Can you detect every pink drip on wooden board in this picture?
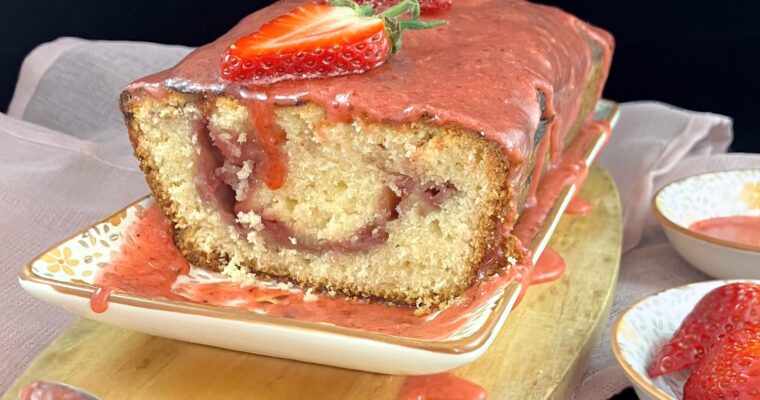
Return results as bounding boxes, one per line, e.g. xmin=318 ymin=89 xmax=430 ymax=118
xmin=398 ymin=373 xmax=487 ymax=400
xmin=566 ymin=196 xmax=593 ymax=216
xmin=391 ymin=247 xmax=565 ymax=400
xmin=531 ymin=247 xmax=566 ymax=285
xmin=688 ymin=215 xmax=760 ymax=247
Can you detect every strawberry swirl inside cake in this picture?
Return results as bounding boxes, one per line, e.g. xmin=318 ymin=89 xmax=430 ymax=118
xmin=193 ymin=98 xmax=460 ymax=253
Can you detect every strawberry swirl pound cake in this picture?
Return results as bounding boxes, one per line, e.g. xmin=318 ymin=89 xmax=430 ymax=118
xmin=120 ymin=0 xmax=614 ymax=310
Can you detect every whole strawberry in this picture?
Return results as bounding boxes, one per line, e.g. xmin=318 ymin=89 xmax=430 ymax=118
xmin=648 ymin=282 xmax=760 ymax=377
xmin=683 ymin=323 xmax=760 ymax=400
xmin=220 ymin=0 xmax=445 ymax=84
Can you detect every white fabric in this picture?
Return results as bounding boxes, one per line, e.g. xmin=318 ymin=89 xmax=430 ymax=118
xmin=7 ymin=38 xmax=87 ymax=118
xmin=0 ymin=38 xmax=757 ymax=398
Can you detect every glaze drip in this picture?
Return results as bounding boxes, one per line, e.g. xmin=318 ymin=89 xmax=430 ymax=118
xmin=511 ymin=121 xmax=611 ymax=245
xmin=398 ymin=373 xmax=487 ymax=400
xmin=91 ymin=204 xmax=540 ymax=339
xmin=244 ymin=98 xmax=288 ymax=190
xmin=566 ymin=196 xmax=593 ymax=215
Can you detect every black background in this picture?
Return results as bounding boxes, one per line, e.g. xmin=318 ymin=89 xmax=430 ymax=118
xmin=1 ymin=1 xmax=759 ymax=397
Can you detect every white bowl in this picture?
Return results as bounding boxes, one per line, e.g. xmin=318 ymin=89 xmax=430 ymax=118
xmin=653 ymin=169 xmax=760 ymax=279
xmin=611 ymin=279 xmax=760 ymax=400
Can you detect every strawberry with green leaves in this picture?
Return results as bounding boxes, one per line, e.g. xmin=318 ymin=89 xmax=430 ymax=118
xmin=683 ymin=323 xmax=760 ymax=400
xmin=648 ymin=282 xmax=760 ymax=377
xmin=220 ymin=0 xmax=445 ymax=84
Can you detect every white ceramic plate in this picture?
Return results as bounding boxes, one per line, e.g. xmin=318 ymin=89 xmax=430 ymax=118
xmin=611 ymin=279 xmax=760 ymax=400
xmin=653 ymin=169 xmax=760 ymax=279
xmin=19 ymin=100 xmax=619 ymax=375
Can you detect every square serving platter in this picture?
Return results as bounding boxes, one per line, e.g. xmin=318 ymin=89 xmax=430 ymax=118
xmin=19 ymin=100 xmax=619 ymax=375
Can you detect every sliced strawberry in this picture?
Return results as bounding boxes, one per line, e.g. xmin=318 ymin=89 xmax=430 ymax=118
xmin=220 ymin=0 xmax=445 ymax=84
xmin=683 ymin=323 xmax=760 ymax=400
xmin=647 ymin=282 xmax=760 ymax=377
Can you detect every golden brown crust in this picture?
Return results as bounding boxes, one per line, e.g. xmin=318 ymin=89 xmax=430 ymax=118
xmin=121 ymin=92 xmax=225 ymax=274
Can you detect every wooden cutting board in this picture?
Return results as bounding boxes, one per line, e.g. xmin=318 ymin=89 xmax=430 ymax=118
xmin=3 ymin=165 xmax=621 ymax=400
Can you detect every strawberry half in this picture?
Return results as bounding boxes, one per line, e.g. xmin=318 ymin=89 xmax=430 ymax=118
xmin=683 ymin=323 xmax=760 ymax=400
xmin=220 ymin=0 xmax=444 ymax=84
xmin=647 ymin=282 xmax=760 ymax=377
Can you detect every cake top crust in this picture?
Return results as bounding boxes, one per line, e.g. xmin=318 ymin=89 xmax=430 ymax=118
xmin=129 ymin=0 xmax=613 ymax=175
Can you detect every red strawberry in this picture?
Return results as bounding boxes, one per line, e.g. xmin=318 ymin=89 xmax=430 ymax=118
xmin=647 ymin=282 xmax=760 ymax=377
xmin=318 ymin=0 xmax=452 ymax=14
xmin=683 ymin=323 xmax=760 ymax=400
xmin=220 ymin=0 xmax=445 ymax=84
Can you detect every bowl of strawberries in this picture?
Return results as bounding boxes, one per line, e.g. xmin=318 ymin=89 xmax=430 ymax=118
xmin=612 ymin=280 xmax=760 ymax=399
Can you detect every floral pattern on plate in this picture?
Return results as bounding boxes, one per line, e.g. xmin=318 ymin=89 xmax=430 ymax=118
xmin=32 ymin=206 xmax=136 ymax=282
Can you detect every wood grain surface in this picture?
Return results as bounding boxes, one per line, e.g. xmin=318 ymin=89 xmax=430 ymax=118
xmin=4 ymin=164 xmax=621 ymax=400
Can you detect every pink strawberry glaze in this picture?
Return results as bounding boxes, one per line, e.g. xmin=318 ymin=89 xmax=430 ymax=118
xmin=566 ymin=196 xmax=593 ymax=216
xmin=689 ymin=215 xmax=760 ymax=247
xmin=531 ymin=247 xmax=565 ymax=285
xmin=89 ymin=204 xmax=576 ymax=340
xmin=90 ymin=205 xmax=190 ymax=314
xmin=398 ymin=373 xmax=487 ymax=400
xmin=511 ymin=121 xmax=610 ymax=245
xmin=91 ymin=205 xmax=531 ymax=339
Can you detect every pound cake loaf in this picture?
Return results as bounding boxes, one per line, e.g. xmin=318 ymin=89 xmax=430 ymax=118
xmin=120 ymin=0 xmax=613 ymax=309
